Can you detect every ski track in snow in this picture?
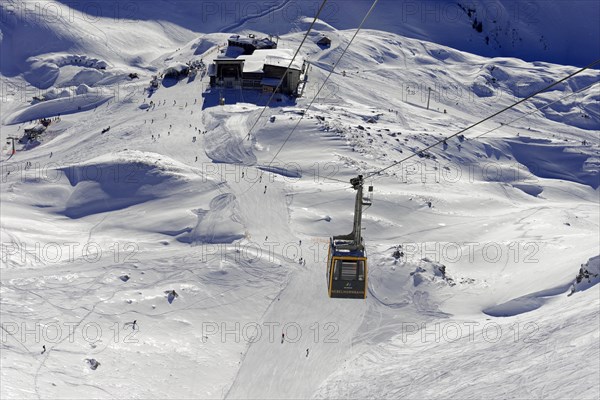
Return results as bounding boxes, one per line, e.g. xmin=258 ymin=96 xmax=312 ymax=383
xmin=219 ymin=0 xmax=294 ymax=33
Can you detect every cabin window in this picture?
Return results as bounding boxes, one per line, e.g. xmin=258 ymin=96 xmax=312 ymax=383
xmin=333 ymin=260 xmax=341 ymax=280
xmin=340 ymin=261 xmax=358 ymax=281
xmin=358 ymin=261 xmax=365 ymax=281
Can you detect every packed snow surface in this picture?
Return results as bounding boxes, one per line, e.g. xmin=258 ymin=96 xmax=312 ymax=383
xmin=1 ymin=1 xmax=599 ymax=399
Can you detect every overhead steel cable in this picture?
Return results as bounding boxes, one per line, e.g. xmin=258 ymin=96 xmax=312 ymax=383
xmin=236 ymin=0 xmax=380 ymax=191
xmin=243 ymin=0 xmax=329 ymax=142
xmin=473 ymin=80 xmax=599 ymax=139
xmin=265 ymin=0 xmax=380 ymax=169
xmin=239 ymin=77 xmax=599 ymax=194
xmin=365 ymin=58 xmax=600 ymax=179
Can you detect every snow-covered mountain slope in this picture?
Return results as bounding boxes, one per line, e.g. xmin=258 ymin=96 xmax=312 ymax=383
xmin=1 ymin=1 xmax=599 ymax=399
xmin=2 ymin=0 xmax=599 ymax=81
xmin=44 ymin=0 xmax=600 ymax=68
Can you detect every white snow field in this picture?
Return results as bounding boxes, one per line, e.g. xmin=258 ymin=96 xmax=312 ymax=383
xmin=1 ymin=0 xmax=599 ymax=399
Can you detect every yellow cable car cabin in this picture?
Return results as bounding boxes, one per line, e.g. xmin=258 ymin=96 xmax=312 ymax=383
xmin=326 ymin=175 xmax=372 ymax=299
xmin=327 ymin=238 xmax=367 ymax=299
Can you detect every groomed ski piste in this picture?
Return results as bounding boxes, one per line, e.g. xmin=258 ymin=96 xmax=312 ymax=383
xmin=1 ymin=1 xmax=599 ymax=399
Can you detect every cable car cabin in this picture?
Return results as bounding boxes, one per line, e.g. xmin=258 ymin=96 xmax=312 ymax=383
xmin=327 ymin=238 xmax=367 ymax=299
